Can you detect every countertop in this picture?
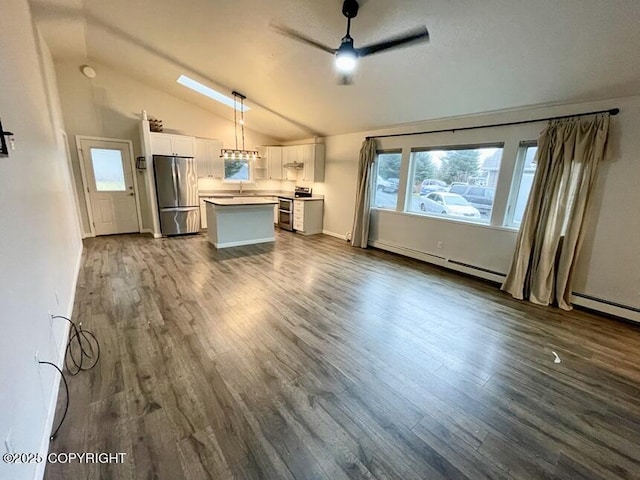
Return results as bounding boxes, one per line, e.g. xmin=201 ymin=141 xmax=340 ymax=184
xmin=199 ymin=191 xmax=324 ymax=201
xmin=203 ymin=198 xmax=278 ymax=206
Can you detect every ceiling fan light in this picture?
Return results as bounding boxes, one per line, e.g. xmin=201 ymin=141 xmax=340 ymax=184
xmin=335 ymin=51 xmax=357 ymax=73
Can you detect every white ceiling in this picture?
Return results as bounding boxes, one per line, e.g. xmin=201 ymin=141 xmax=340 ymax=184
xmin=32 ymin=0 xmax=640 ymax=141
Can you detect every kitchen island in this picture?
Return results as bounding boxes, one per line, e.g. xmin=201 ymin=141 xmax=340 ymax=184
xmin=204 ymin=198 xmax=278 ymax=249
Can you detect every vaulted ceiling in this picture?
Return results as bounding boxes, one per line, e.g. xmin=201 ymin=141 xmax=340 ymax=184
xmin=32 ymin=0 xmax=640 ymax=141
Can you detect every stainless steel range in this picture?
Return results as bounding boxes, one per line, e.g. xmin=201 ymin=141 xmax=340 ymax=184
xmin=294 ymin=186 xmax=312 ymax=198
xmin=277 ymin=186 xmax=312 ymax=231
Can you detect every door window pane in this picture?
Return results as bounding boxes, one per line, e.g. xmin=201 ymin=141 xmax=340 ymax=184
xmin=407 ymin=146 xmax=503 ymax=223
xmin=91 ymin=148 xmax=126 ymax=191
xmin=372 ymin=152 xmax=401 ymax=209
xmin=508 ymin=144 xmax=538 ymax=227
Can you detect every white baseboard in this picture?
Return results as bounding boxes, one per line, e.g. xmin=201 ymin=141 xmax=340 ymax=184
xmin=322 ymin=230 xmax=348 ymax=241
xmin=34 ymin=243 xmax=83 ymax=480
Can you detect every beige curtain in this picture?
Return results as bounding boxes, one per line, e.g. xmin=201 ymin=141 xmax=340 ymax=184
xmin=351 ymin=138 xmax=377 ymax=248
xmin=502 ymin=114 xmax=610 ymax=310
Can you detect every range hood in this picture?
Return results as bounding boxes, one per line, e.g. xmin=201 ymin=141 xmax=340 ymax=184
xmin=283 ymin=161 xmax=304 ymax=169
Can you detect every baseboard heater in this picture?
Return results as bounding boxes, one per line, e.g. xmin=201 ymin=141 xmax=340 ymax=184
xmin=368 ymin=240 xmax=506 ymax=283
xmin=572 ymin=292 xmax=640 ymax=323
xmin=369 ymin=240 xmax=640 ymax=323
xmin=447 ymin=259 xmax=506 ymax=278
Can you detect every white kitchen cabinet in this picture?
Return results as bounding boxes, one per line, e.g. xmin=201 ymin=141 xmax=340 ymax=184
xmin=195 ymin=138 xmax=223 ymax=178
xmin=199 ymin=198 xmax=209 ymax=229
xmin=293 ymin=199 xmax=323 ymax=235
xmin=265 ymin=146 xmax=283 ymax=180
xmin=150 ymin=132 xmax=195 ymax=157
xmin=300 ymin=144 xmax=325 ymax=182
xmin=283 ymin=145 xmax=303 ymax=181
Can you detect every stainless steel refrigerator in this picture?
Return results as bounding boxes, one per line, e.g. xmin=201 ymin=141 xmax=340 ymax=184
xmin=153 ymin=155 xmax=200 ymax=235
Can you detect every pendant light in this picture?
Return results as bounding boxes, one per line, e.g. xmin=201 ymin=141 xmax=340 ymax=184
xmin=220 ymin=91 xmax=260 ymax=161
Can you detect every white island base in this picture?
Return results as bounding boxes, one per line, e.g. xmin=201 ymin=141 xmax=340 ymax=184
xmin=204 ymin=198 xmax=278 ymax=249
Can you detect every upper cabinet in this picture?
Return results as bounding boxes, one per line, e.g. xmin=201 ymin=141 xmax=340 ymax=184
xmin=300 ymin=144 xmax=325 ymax=183
xmin=150 ymin=132 xmax=195 ymax=157
xmin=254 ymin=143 xmax=325 ymax=183
xmin=282 ymin=145 xmax=302 ymax=181
xmin=280 ymin=144 xmax=325 ymax=183
xmin=266 ymin=146 xmax=283 ymax=180
xmin=195 ymin=138 xmax=223 ymax=178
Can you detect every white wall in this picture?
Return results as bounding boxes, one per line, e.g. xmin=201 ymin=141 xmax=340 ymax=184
xmin=54 ymin=60 xmax=279 ymax=234
xmin=322 ymin=96 xmax=640 ymax=318
xmin=0 ymin=2 xmax=83 ymax=480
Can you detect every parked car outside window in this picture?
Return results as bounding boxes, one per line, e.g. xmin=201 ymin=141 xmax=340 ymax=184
xmin=376 ymin=176 xmax=399 ymax=193
xmin=419 ymin=179 xmax=448 ymax=195
xmin=448 ymin=185 xmax=495 ymax=216
xmin=418 ymin=192 xmax=481 ymax=219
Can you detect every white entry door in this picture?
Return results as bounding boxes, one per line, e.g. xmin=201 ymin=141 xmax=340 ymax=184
xmin=79 ymin=138 xmax=139 ymax=236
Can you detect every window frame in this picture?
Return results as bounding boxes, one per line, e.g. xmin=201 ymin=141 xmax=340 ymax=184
xmin=406 ymin=142 xmax=505 ymax=224
xmin=504 ymin=141 xmax=538 ymax=228
xmin=222 ymin=157 xmax=252 ymax=183
xmin=371 ymin=149 xmax=403 ymax=210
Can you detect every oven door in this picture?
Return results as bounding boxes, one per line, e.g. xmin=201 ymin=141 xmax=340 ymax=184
xmin=278 ymin=209 xmax=293 ymax=231
xmin=278 ymin=198 xmax=292 ymax=211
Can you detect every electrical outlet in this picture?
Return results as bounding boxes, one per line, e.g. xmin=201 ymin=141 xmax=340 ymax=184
xmin=437 ymin=241 xmax=444 ymax=249
xmin=5 ymin=429 xmax=13 ymax=454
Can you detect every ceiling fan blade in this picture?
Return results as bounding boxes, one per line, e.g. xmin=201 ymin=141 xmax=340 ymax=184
xmin=356 ymin=26 xmax=430 ymax=57
xmin=270 ymin=23 xmax=337 ymax=55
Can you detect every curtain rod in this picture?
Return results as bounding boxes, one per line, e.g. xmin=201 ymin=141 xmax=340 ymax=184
xmin=365 ymin=107 xmax=620 ymax=141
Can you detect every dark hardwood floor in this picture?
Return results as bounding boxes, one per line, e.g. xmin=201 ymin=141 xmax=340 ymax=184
xmin=45 ymin=231 xmax=640 ymax=479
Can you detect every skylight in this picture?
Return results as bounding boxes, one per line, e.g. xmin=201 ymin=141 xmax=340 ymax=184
xmin=176 ymin=75 xmax=250 ymax=112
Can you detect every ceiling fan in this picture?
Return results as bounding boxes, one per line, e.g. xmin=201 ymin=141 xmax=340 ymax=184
xmin=272 ymin=0 xmax=430 ymax=84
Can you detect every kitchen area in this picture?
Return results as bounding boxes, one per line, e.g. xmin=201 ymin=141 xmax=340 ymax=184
xmin=140 ymin=119 xmax=326 ymax=247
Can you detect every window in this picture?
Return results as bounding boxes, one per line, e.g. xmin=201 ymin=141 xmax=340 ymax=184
xmin=506 ymin=142 xmax=538 ymax=227
xmin=372 ymin=151 xmax=402 ymax=209
xmin=90 ymin=148 xmax=126 ymax=191
xmin=177 ymin=75 xmax=251 ymax=112
xmin=406 ymin=145 xmax=503 ymax=223
xmin=224 ymin=158 xmax=250 ymax=182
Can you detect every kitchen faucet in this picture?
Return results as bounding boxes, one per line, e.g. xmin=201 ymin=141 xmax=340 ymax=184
xmin=239 ymin=181 xmax=243 ymax=194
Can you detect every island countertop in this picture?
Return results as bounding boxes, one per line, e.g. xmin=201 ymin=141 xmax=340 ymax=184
xmin=203 ymin=198 xmax=277 ymax=206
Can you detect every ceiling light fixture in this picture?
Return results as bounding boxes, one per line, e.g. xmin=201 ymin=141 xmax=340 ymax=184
xmin=335 ymin=40 xmax=357 ymax=74
xmin=220 ymin=91 xmax=260 ymax=161
xmin=81 ymin=65 xmax=96 ymax=78
xmin=177 ymin=75 xmax=251 ymax=112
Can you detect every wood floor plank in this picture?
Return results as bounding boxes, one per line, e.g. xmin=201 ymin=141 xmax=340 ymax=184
xmin=45 ymin=231 xmax=640 ymax=480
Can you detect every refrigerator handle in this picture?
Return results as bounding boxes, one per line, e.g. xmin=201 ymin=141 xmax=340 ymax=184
xmin=175 ymin=158 xmax=182 ymax=201
xmin=171 ymin=159 xmax=179 ymax=202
